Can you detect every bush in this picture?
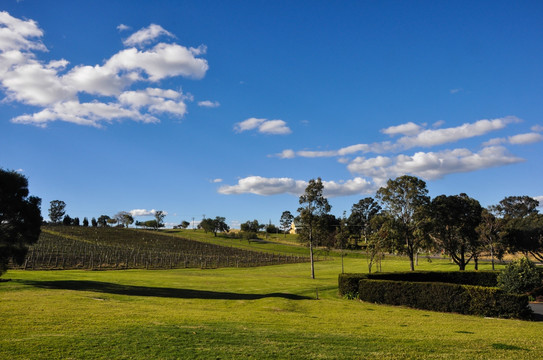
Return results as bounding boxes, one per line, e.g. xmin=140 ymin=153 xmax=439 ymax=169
xmin=338 ymin=274 xmax=367 ymax=297
xmin=365 ymin=271 xmax=499 ymax=287
xmin=358 ymin=279 xmax=531 ymax=319
xmin=497 ymin=257 xmax=542 ymax=294
xmin=338 ymin=271 xmax=498 ymax=297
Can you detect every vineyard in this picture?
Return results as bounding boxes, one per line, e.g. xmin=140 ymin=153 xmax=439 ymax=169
xmin=15 ymin=226 xmax=308 ymax=270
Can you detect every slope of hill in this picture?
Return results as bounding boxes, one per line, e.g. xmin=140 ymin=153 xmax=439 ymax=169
xmin=15 ymin=226 xmax=307 ymax=270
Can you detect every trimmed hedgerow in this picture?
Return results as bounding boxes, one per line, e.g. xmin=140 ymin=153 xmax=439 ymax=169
xmin=357 ymin=279 xmax=531 ymax=319
xmin=365 ymin=271 xmax=499 ymax=287
xmin=338 ymin=273 xmax=367 ymax=297
xmin=338 ymin=271 xmax=498 ymax=297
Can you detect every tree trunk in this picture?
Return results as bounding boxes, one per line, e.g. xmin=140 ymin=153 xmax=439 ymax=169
xmin=490 ymin=245 xmax=495 ymax=271
xmin=310 ymin=239 xmax=315 ymax=279
xmin=409 ymin=252 xmax=415 ymax=271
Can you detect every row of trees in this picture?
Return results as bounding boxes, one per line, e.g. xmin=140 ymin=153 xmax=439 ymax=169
xmin=290 ymin=176 xmax=543 ymax=278
xmin=48 ymin=200 xmax=167 ymax=230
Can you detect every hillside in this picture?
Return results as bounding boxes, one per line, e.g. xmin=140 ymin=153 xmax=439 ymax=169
xmin=16 ymin=226 xmax=308 ymax=270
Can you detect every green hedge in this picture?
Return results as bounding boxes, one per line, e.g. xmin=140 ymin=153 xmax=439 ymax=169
xmin=338 ymin=271 xmax=498 ymax=297
xmin=358 ymin=279 xmax=531 ymax=319
xmin=338 ymin=273 xmax=368 ymax=297
xmin=365 ymin=271 xmax=499 ymax=287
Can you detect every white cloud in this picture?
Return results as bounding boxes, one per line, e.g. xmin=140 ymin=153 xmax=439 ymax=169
xmin=275 ymin=117 xmax=518 ymax=160
xmin=450 ymin=88 xmax=462 ymax=94
xmin=348 ymin=146 xmax=523 ymax=181
xmin=212 ymin=178 xmax=223 ymax=183
xmin=218 ymin=176 xmax=374 ymax=197
xmin=197 ymin=100 xmax=220 ymax=108
xmin=129 ymin=209 xmax=168 ymax=217
xmin=11 ymin=100 xmax=158 ymax=127
xmin=531 ymin=125 xmax=543 ymax=132
xmin=117 ymin=24 xmax=130 ymax=32
xmin=534 ymin=196 xmax=543 ymax=208
xmin=0 ymin=11 xmax=46 ymax=52
xmin=106 ymin=43 xmax=208 ymax=81
xmin=276 ymin=149 xmax=296 ymax=159
xmin=321 ymin=177 xmax=376 ymax=197
xmin=119 ymin=88 xmax=188 ymax=117
xmin=234 ymin=118 xmax=291 ymax=135
xmin=396 ymin=117 xmax=518 ymax=148
xmin=483 ymin=132 xmax=543 ymax=146
xmin=123 ymin=24 xmax=174 ymax=47
xmin=381 ymin=122 xmax=423 ymax=136
xmin=219 ymin=176 xmax=307 ymax=196
xmin=508 ymin=133 xmax=543 ymax=145
xmin=0 ymin=12 xmax=209 ymax=127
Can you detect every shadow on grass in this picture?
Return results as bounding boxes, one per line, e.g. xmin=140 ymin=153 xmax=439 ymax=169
xmin=20 ymin=280 xmax=312 ymax=300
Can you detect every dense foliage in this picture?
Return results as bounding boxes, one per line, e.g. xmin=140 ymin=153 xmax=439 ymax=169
xmin=0 ymin=169 xmax=42 ymax=276
xmin=357 ymin=279 xmax=531 ymax=319
xmin=338 ymin=271 xmax=500 ymax=297
xmin=497 ymin=257 xmax=542 ymax=294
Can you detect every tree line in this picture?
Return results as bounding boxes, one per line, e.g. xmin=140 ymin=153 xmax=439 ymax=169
xmin=288 ymin=175 xmax=543 ymax=278
xmin=48 ymin=199 xmax=167 ymax=230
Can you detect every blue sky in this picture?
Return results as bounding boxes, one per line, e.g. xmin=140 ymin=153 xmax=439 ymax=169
xmin=1 ymin=0 xmax=542 ymax=228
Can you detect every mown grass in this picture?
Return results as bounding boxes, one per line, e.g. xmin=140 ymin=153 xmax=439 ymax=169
xmin=1 ymin=256 xmax=538 ymax=359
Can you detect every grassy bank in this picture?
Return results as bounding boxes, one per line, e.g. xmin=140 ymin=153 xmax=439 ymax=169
xmin=1 ymin=257 xmax=539 ymax=359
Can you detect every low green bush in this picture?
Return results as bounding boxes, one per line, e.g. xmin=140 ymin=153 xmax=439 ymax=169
xmin=497 ymin=257 xmax=542 ymax=294
xmin=365 ymin=271 xmax=499 ymax=287
xmin=338 ymin=273 xmax=367 ymax=297
xmin=338 ymin=271 xmax=498 ymax=297
xmin=358 ymin=279 xmax=531 ymax=319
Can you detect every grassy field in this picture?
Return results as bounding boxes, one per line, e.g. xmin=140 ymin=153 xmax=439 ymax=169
xmin=1 ymin=256 xmax=541 ymax=359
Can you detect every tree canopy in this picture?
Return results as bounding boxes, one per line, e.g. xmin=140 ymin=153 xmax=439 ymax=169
xmin=298 ymin=178 xmax=331 ymax=279
xmin=0 ymin=169 xmax=42 ymax=277
xmin=429 ymin=193 xmax=482 ymax=270
xmin=376 ymin=175 xmax=430 ymax=271
xmin=48 ymin=200 xmax=66 ymax=224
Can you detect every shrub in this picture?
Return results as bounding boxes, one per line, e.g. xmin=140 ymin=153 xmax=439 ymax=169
xmin=338 ymin=273 xmax=367 ymax=297
xmin=358 ymin=279 xmax=531 ymax=319
xmin=497 ymin=257 xmax=542 ymax=294
xmin=365 ymin=271 xmax=499 ymax=287
xmin=338 ymin=271 xmax=499 ymax=297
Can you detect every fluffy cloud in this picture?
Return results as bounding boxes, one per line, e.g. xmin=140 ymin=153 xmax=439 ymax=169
xmin=117 ymin=24 xmax=130 ymax=32
xmin=483 ymin=132 xmax=543 ymax=146
xmin=119 ymin=88 xmax=188 ymax=116
xmin=218 ymin=176 xmax=374 ymax=197
xmin=534 ymin=196 xmax=543 ymax=207
xmin=218 ymin=176 xmax=307 ymax=195
xmin=105 ymin=43 xmax=208 ymax=81
xmin=12 ymin=100 xmax=157 ymax=127
xmin=0 ymin=11 xmax=46 ymax=51
xmin=0 ymin=12 xmax=208 ymax=127
xmin=396 ymin=117 xmax=518 ymax=148
xmin=123 ymin=24 xmax=174 ymax=47
xmin=275 ymin=117 xmax=519 ymax=159
xmin=508 ymin=133 xmax=543 ymax=145
xmin=348 ymin=146 xmax=523 ymax=181
xmin=234 ymin=118 xmax=291 ymax=135
xmin=381 ymin=122 xmax=422 ymax=136
xmin=129 ymin=209 xmax=168 ymax=217
xmin=198 ymin=100 xmax=220 ymax=108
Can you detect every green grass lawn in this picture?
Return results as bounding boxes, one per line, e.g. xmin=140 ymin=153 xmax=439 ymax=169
xmin=1 ymin=257 xmax=540 ymax=359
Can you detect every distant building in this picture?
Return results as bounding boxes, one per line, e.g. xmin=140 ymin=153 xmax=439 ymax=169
xmin=289 ymin=220 xmax=303 ymax=234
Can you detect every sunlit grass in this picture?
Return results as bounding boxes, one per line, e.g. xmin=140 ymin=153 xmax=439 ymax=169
xmin=1 ymin=256 xmax=536 ymax=359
